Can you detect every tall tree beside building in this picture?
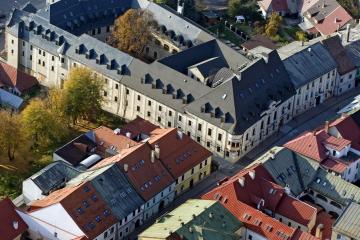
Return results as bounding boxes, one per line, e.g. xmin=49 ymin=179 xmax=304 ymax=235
xmin=0 ymin=111 xmax=23 ymax=161
xmin=111 ymin=9 xmax=152 ymax=57
xmin=21 ymin=99 xmax=68 ymax=149
xmin=265 ymin=13 xmax=282 ymax=37
xmin=63 ymin=67 xmax=104 ymax=123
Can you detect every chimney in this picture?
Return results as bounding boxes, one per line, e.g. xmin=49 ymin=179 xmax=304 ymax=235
xmin=151 ymin=150 xmax=155 ymax=163
xmin=209 ymin=212 xmax=213 ymax=219
xmin=324 ymin=121 xmax=329 ymax=133
xmin=177 ymin=0 xmax=184 ymax=15
xmin=249 ymin=170 xmax=255 ymax=180
xmin=126 ymin=132 xmax=131 ymax=138
xmin=124 ymin=164 xmax=129 ymax=172
xmin=315 ymin=224 xmax=324 ymax=239
xmin=346 ymin=24 xmax=351 ymax=42
xmin=154 ymin=144 xmax=160 ymax=159
xmin=113 ymin=128 xmax=121 ymax=135
xmin=177 ymin=130 xmax=183 ymax=140
xmin=238 ymin=177 xmax=245 ymax=187
xmin=334 ymin=17 xmax=338 ymax=23
xmin=341 ymin=112 xmax=347 ymax=119
xmin=284 ymin=184 xmax=291 ymax=195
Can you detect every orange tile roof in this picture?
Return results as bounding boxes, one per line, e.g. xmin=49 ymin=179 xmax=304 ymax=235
xmin=0 ymin=61 xmax=38 ymax=92
xmin=92 ymin=143 xmax=174 ymax=201
xmin=292 ymin=229 xmax=319 ymax=240
xmin=320 ymin=158 xmax=347 ymax=174
xmin=29 ymin=182 xmax=117 ymax=239
xmin=202 ymin=164 xmax=317 ymax=239
xmin=93 ymin=126 xmax=138 ymax=155
xmin=147 ymin=128 xmax=212 ymax=178
xmin=0 ymin=198 xmax=28 ymax=240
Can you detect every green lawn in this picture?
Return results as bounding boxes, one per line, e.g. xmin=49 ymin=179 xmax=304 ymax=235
xmin=208 ymin=24 xmax=244 ymax=46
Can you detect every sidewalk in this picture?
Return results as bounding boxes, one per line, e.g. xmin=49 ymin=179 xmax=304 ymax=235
xmin=245 ymin=87 xmax=360 ymax=161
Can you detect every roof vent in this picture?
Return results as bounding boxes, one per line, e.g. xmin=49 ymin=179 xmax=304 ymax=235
xmin=249 ymin=170 xmax=255 ymax=180
xmin=307 ymin=47 xmax=311 ymax=52
xmin=113 ymin=128 xmax=121 ymax=135
xmin=124 ymin=164 xmax=129 ymax=172
xmin=238 ymin=177 xmax=245 ymax=187
xmin=209 ymin=212 xmax=213 ymax=219
xmin=222 ymin=94 xmax=227 ymax=100
xmin=13 ymin=221 xmax=18 ymax=230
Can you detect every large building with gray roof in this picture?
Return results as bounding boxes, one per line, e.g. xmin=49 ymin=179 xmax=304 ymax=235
xmin=4 ymin=0 xmax=349 ymax=162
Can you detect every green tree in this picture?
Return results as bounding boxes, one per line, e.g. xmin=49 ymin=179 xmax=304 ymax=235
xmin=0 ymin=111 xmax=23 ymax=161
xmin=111 ymin=9 xmax=152 ymax=57
xmin=63 ymin=67 xmax=104 ymax=124
xmin=228 ymin=0 xmax=241 ymax=17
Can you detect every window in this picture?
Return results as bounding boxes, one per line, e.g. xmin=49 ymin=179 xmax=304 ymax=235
xmin=159 ymin=105 xmax=162 ymax=111
xmin=126 ymin=89 xmax=129 ymax=94
xmin=106 ymin=26 xmax=110 ymax=32
xmin=178 ymin=115 xmax=182 ymax=121
xmin=198 ymin=124 xmax=202 ymax=131
xmin=43 ymin=51 xmax=45 ymax=57
xmin=38 ymin=59 xmax=41 ymax=65
xmin=217 ymin=146 xmax=221 ymax=152
xmin=197 ymin=136 xmax=200 ymax=142
xmin=114 ymin=96 xmax=118 ymax=102
xmin=148 ymin=100 xmax=151 ymax=106
xmin=30 ymin=45 xmax=33 ymax=50
xmin=83 ymin=200 xmax=89 ymax=208
xmin=158 ymin=116 xmax=161 ymax=122
xmin=168 ymin=121 xmax=171 ymax=127
xmin=191 ymin=168 xmax=194 ymax=174
xmin=52 ymin=56 xmax=55 ymax=61
xmin=115 ymin=84 xmax=118 ymax=89
xmin=154 ymin=51 xmax=158 ymax=58
xmin=104 ymin=91 xmax=107 ymax=97
xmin=95 ymin=215 xmax=101 ymax=222
xmin=218 ymin=133 xmax=222 ymax=141
xmin=42 ymin=61 xmax=45 ymax=67
xmin=30 ymin=55 xmax=32 ymax=60
xmin=169 ymin=111 xmax=172 ymax=116
xmin=61 ymin=57 xmax=65 ymax=63
xmin=188 ymin=120 xmax=192 ymax=126
xmin=22 ymin=51 xmax=24 ymax=56
xmin=136 ymin=106 xmax=140 ymax=112
xmin=137 ymin=95 xmax=141 ymax=101
xmin=206 ymin=141 xmax=210 ymax=147
xmin=147 ymin=111 xmax=151 ymax=117
xmin=38 ymin=49 xmax=41 ymax=54
xmin=245 ymin=133 xmax=249 ymax=141
xmin=104 ymin=231 xmax=107 ymax=238
xmin=51 ymin=66 xmax=54 ymax=71
xmin=97 ymin=27 xmax=101 ymax=34
xmin=252 ymin=128 xmax=255 ymax=136
xmin=207 ymin=128 xmax=212 ymax=136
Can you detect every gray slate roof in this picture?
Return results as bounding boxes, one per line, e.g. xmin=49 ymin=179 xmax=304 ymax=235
xmin=186 ymin=51 xmax=295 ymax=134
xmin=260 ymin=147 xmax=320 ymax=196
xmin=89 ymin=165 xmax=145 ymax=220
xmin=346 ymin=40 xmax=360 ymax=67
xmin=0 ymin=89 xmax=24 ymax=109
xmin=333 ymin=202 xmax=360 ymax=239
xmin=283 ymin=42 xmax=337 ymax=88
xmin=30 ymin=161 xmax=82 ymax=195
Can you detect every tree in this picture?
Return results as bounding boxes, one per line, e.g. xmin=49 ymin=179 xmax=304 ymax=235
xmin=21 ymin=99 xmax=67 ymax=149
xmin=63 ymin=67 xmax=104 ymax=124
xmin=295 ymin=31 xmax=307 ymax=42
xmin=265 ymin=13 xmax=282 ymax=37
xmin=0 ymin=111 xmax=23 ymax=161
xmin=228 ymin=0 xmax=241 ymax=17
xmin=111 ymin=9 xmax=152 ymax=57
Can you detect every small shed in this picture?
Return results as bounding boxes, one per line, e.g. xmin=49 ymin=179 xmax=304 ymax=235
xmin=235 ymin=15 xmax=245 ymax=23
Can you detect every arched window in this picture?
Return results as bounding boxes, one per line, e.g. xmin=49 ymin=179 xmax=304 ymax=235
xmin=316 ymin=194 xmax=328 ymax=202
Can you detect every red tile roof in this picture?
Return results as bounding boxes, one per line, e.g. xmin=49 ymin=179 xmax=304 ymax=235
xmin=320 ymin=158 xmax=347 ymax=174
xmin=147 ymin=128 xmax=212 ymax=178
xmin=330 ymin=115 xmax=360 ymax=151
xmin=202 ymin=170 xmax=296 ymax=239
xmin=305 ymin=201 xmax=335 ymax=240
xmin=92 ymin=143 xmax=174 ymax=201
xmin=0 ymin=198 xmax=28 ymax=240
xmin=284 ymin=131 xmax=328 ymax=162
xmin=202 ymin=164 xmax=317 ymax=239
xmin=0 ymin=61 xmax=38 ymax=92
xmin=121 ymin=117 xmax=158 ymax=139
xmin=276 ymin=195 xmax=317 ymax=226
xmin=259 ymin=0 xmax=288 ymax=12
xmin=29 ymin=182 xmax=117 ymax=240
xmin=93 ymin=126 xmax=138 ymax=155
xmin=314 ymin=6 xmax=352 ymax=36
xmin=293 ymin=229 xmax=319 ymax=240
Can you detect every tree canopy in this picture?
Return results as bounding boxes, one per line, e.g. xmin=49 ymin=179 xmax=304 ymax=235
xmin=111 ymin=9 xmax=152 ymax=57
xmin=63 ymin=67 xmax=104 ymax=123
xmin=0 ymin=111 xmax=23 ymax=161
xmin=265 ymin=13 xmax=282 ymax=37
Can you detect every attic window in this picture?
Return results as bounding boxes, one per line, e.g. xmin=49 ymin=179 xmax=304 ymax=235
xmin=83 ymin=200 xmax=89 ymax=208
xmin=83 ymin=186 xmax=90 ymax=192
xmin=103 ymin=209 xmax=111 ymax=217
xmin=95 ymin=215 xmax=101 ymax=222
